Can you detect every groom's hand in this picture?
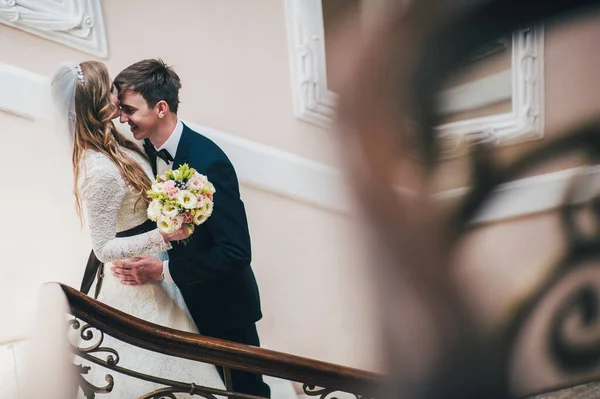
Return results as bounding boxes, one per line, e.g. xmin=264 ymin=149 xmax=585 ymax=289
xmin=112 ymin=256 xmax=162 ymax=285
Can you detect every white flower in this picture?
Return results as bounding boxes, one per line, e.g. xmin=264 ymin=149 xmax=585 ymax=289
xmin=157 ymin=216 xmax=176 ymax=233
xmin=194 ymin=195 xmax=206 ymax=209
xmin=193 ymin=172 xmax=208 ymax=183
xmin=203 ymin=199 xmax=214 ymax=217
xmin=177 ymin=190 xmax=198 ymax=209
xmin=147 ymin=200 xmax=162 ymax=221
xmin=151 ymin=182 xmax=164 ymax=193
xmin=162 ymin=203 xmax=179 ymax=218
xmin=203 ymin=181 xmax=216 ymax=195
xmin=193 ymin=210 xmax=208 ymax=225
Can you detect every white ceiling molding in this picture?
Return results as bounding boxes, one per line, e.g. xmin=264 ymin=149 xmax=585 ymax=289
xmin=0 ymin=0 xmax=108 ymax=58
xmin=284 ymin=0 xmax=545 ymax=152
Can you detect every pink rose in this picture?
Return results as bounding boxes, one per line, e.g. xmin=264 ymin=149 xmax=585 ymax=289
xmin=190 ymin=179 xmax=204 ymax=190
xmin=162 ymin=180 xmax=179 ymax=198
xmin=163 ymin=180 xmax=175 ymax=190
xmin=183 ymin=213 xmax=193 ymax=223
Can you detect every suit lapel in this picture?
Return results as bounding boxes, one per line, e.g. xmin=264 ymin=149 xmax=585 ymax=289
xmin=173 ymin=123 xmax=191 ymax=169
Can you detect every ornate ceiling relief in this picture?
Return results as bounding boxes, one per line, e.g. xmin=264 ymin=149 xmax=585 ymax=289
xmin=0 ymin=0 xmax=108 ymax=57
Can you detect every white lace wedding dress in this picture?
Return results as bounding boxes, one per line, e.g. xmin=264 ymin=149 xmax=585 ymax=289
xmin=72 ymin=147 xmax=225 ymax=398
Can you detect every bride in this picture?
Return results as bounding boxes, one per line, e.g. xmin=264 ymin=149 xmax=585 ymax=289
xmin=50 ymin=61 xmax=225 ymax=397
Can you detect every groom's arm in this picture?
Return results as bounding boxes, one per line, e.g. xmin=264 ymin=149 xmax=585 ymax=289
xmin=169 ymin=159 xmax=252 ymax=283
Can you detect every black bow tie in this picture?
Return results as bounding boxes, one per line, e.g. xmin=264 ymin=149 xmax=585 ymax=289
xmin=143 ymin=139 xmax=173 ymax=165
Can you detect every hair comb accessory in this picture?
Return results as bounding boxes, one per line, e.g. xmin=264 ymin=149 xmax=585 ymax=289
xmin=75 ymin=64 xmax=85 ymax=83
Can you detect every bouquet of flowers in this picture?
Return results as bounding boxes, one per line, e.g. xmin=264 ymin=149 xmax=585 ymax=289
xmin=147 ymin=164 xmax=215 ymax=241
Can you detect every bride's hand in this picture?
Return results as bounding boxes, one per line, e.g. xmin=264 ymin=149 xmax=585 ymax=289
xmin=160 ymin=225 xmax=193 ymax=242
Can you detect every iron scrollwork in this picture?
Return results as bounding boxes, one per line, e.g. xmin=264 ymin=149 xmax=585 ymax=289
xmin=67 ymin=318 xmax=270 ymax=399
xmin=413 ymin=1 xmax=600 ymax=394
xmin=68 ymin=318 xmax=121 ymax=365
xmin=69 ymin=318 xmax=117 ymax=398
xmin=544 ymin=172 xmax=600 ymax=374
xmin=303 ymin=383 xmax=368 ymax=399
xmin=549 ymin=284 xmax=600 ymax=372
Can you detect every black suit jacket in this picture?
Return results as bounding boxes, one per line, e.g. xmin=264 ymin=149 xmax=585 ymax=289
xmin=167 ymin=123 xmax=262 ymax=331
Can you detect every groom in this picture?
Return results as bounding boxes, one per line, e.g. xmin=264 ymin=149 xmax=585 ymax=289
xmin=111 ymin=59 xmax=270 ymax=398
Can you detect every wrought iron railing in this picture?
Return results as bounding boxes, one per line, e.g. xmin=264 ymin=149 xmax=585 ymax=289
xmin=60 ymin=283 xmax=382 ymax=399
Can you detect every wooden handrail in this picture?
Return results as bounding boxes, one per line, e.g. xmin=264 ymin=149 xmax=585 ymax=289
xmin=59 ymin=283 xmax=383 ymax=396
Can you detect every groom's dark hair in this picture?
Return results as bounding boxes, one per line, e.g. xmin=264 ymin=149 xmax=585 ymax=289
xmin=114 ymin=58 xmax=182 ymax=113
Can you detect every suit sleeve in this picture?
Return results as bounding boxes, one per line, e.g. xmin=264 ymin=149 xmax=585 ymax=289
xmin=169 ymin=159 xmax=252 ymax=283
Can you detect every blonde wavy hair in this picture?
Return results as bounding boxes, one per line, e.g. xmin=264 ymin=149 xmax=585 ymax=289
xmin=73 ymin=61 xmax=151 ymax=220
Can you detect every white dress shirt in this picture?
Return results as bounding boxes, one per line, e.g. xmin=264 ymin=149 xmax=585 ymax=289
xmin=155 ymin=118 xmax=184 ymax=283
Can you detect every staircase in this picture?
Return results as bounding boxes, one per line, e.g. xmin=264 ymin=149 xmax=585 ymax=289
xmin=0 ymin=283 xmax=381 ymax=399
xmin=0 ymin=342 xmax=351 ymax=399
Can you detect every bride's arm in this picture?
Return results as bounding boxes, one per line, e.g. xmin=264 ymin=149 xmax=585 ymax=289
xmin=79 ymin=154 xmax=171 ymax=263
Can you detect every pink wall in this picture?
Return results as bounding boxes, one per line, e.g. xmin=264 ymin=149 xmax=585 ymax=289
xmin=0 ymin=0 xmax=381 ymax=371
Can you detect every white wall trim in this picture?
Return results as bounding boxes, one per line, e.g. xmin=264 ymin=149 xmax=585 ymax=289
xmin=0 ymin=63 xmax=47 ymax=120
xmin=0 ymin=62 xmax=584 ymax=225
xmin=181 ymin=121 xmax=353 ymax=213
xmin=438 ymin=167 xmax=600 ymax=225
xmin=284 ymin=1 xmax=545 ymax=153
xmin=0 ymin=0 xmax=108 ymax=58
xmin=0 ymin=62 xmax=352 ymax=214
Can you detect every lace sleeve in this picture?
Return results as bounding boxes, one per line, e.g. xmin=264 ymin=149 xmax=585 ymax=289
xmin=79 ymin=153 xmax=171 ymax=263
